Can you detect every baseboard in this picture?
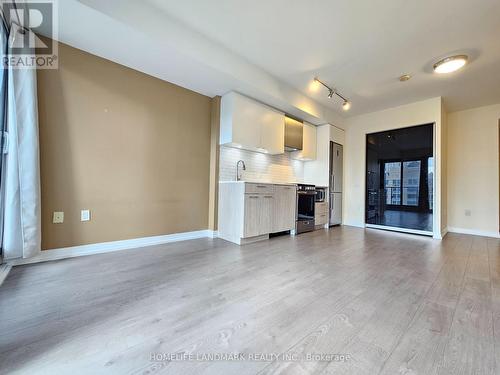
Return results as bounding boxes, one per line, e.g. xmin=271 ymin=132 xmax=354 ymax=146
xmin=0 ymin=263 xmax=12 ymax=286
xmin=343 ymin=222 xmax=366 ymax=229
xmin=447 ymin=227 xmax=500 ymax=238
xmin=8 ymin=229 xmax=218 ymax=266
xmin=207 ymin=230 xmax=219 ymax=238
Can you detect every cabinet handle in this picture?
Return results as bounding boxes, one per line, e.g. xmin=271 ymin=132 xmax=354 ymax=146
xmin=248 ymin=196 xmax=259 ymax=199
xmin=264 ymin=195 xmax=273 ymax=198
xmin=256 ymin=185 xmax=267 ymax=188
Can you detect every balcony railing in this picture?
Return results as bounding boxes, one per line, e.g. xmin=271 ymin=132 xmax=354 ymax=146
xmin=384 ymin=186 xmax=420 ymax=206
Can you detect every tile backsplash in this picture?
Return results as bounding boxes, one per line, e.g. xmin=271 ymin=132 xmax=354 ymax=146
xmin=219 ymin=146 xmax=304 ymax=183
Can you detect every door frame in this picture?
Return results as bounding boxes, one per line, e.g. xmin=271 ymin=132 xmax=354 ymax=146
xmin=365 ymin=123 xmax=435 ymax=236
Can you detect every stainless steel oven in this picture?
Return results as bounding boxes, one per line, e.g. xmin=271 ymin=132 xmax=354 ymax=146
xmin=315 ymin=187 xmax=326 ymax=202
xmin=296 ymin=184 xmax=315 ymax=234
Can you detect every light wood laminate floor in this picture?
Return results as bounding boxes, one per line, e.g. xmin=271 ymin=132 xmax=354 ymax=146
xmin=1 ymin=226 xmax=499 ymax=375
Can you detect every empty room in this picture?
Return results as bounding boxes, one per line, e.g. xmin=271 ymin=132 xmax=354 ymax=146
xmin=1 ymin=1 xmax=500 ymax=374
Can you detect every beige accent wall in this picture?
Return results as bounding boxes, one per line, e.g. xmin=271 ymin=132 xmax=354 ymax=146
xmin=37 ymin=41 xmax=212 ymax=250
xmin=344 ymin=97 xmax=446 ymax=238
xmin=447 ymin=103 xmax=500 ymax=236
xmin=208 ymin=96 xmax=221 ymax=231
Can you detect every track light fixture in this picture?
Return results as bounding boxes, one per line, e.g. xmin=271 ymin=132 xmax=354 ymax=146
xmin=314 ymin=77 xmax=351 ymax=111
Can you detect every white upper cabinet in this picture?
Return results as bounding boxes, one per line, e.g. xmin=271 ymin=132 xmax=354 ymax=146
xmin=291 ymin=122 xmax=317 ymax=161
xmin=220 ymin=92 xmax=285 ymax=154
xmin=260 ymin=110 xmax=285 ymax=154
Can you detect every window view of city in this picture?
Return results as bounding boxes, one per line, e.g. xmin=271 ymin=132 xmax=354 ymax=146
xmin=384 ymin=160 xmax=421 ymax=206
xmin=384 ymin=162 xmax=401 ymax=205
xmin=403 ymin=161 xmax=421 ymax=206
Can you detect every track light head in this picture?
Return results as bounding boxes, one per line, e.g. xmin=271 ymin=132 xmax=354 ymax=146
xmin=314 ymin=77 xmax=351 ymax=111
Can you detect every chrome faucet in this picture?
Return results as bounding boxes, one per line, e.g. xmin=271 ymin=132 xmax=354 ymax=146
xmin=236 ymin=160 xmax=246 ymax=181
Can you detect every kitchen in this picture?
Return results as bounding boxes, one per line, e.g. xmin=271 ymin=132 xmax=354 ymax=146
xmin=217 ymin=92 xmax=344 ymax=245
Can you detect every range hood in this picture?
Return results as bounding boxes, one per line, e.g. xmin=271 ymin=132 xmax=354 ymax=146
xmin=284 ymin=116 xmax=303 ymax=151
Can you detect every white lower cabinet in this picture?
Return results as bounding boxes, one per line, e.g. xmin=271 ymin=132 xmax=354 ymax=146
xmin=243 ymin=194 xmax=261 ymax=238
xmin=218 ymin=182 xmax=296 ymax=245
xmin=243 ymin=194 xmax=273 ymax=237
xmin=315 ymin=212 xmax=328 ymax=226
xmin=273 ymin=185 xmax=296 ymax=232
xmin=261 ymin=194 xmax=274 ymax=233
xmin=315 ymin=201 xmax=329 ymax=226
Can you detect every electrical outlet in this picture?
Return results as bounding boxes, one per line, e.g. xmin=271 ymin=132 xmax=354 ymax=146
xmin=53 ymin=211 xmax=64 ymax=224
xmin=465 ymin=209 xmax=472 ymax=217
xmin=81 ymin=209 xmax=91 ymax=222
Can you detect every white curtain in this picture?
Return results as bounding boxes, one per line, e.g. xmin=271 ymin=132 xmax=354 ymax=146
xmin=2 ymin=23 xmax=41 ymax=259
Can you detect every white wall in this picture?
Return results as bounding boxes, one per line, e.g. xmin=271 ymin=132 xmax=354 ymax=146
xmin=447 ymin=103 xmax=500 ymax=236
xmin=219 ymin=146 xmax=304 ymax=183
xmin=343 ymin=97 xmax=445 ymax=238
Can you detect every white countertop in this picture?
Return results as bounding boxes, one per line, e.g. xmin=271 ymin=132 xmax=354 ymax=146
xmin=219 ymin=181 xmax=298 ymax=186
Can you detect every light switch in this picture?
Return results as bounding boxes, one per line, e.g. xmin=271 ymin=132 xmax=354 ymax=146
xmin=53 ymin=211 xmax=64 ymax=224
xmin=81 ymin=209 xmax=91 ymax=222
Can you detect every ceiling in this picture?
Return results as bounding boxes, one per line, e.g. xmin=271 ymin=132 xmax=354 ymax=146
xmin=57 ymin=0 xmax=500 ymax=122
xmin=147 ymin=0 xmax=500 ymax=116
xmin=56 ymin=0 xmax=345 ymax=127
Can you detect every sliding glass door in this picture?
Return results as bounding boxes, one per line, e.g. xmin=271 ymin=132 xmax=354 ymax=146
xmin=366 ymin=123 xmax=434 ymax=233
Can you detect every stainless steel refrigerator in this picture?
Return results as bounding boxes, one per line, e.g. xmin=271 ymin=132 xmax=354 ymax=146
xmin=329 ymin=142 xmax=343 ymax=226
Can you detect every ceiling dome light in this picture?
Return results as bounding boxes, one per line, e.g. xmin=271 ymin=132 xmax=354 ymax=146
xmin=342 ymin=101 xmax=351 ymax=111
xmin=433 ymin=55 xmax=468 ymax=74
